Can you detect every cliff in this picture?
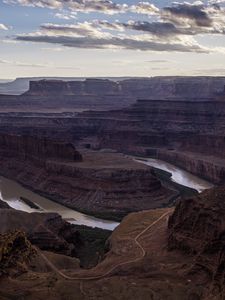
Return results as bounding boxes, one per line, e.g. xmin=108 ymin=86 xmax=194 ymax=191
xmin=168 ymin=187 xmax=225 ymax=294
xmin=157 ymin=150 xmax=225 ymax=184
xmin=24 ymin=79 xmax=121 ymax=96
xmin=0 ymin=134 xmax=82 ymax=163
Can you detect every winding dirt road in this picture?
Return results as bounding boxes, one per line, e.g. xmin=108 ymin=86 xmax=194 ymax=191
xmin=38 ymin=210 xmax=171 ymax=281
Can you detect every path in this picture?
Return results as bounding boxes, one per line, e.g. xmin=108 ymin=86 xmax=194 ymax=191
xmin=37 ymin=210 xmax=171 ymax=281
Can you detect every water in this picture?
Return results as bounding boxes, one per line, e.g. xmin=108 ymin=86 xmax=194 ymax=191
xmin=135 ymin=158 xmax=214 ymax=192
xmin=0 ymin=176 xmax=119 ymax=231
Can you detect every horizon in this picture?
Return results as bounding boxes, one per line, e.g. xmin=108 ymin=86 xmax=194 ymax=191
xmin=2 ymin=74 xmax=225 ymax=82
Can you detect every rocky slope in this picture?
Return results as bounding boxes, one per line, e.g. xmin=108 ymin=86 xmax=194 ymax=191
xmin=168 ymin=187 xmax=225 ymax=297
xmin=0 ymin=209 xmax=80 ymax=256
xmin=0 ymin=208 xmax=110 ymax=268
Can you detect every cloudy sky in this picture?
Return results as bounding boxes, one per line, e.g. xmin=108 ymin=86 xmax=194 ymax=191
xmin=0 ymin=0 xmax=225 ymax=79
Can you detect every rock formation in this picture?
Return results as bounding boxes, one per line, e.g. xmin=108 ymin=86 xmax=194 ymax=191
xmin=0 ymin=230 xmax=36 ymax=277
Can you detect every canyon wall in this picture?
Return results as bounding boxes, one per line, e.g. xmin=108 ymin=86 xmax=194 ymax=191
xmin=157 ymin=150 xmax=225 ymax=184
xmin=0 ymin=134 xmax=82 ymax=163
xmin=24 ymin=79 xmax=121 ymax=96
xmin=1 ymin=76 xmax=225 ymax=97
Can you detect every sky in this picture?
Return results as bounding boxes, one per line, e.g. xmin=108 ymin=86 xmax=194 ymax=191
xmin=0 ymin=0 xmax=225 ymax=79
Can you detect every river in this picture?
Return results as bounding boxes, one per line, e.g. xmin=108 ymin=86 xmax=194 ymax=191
xmin=0 ymin=159 xmax=213 ymax=231
xmin=0 ymin=176 xmax=119 ymax=231
xmin=135 ymin=158 xmax=214 ymax=192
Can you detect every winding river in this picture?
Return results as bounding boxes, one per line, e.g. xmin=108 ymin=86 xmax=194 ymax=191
xmin=135 ymin=158 xmax=214 ymax=192
xmin=0 ymin=158 xmax=213 ymax=231
xmin=0 ymin=177 xmax=119 ymax=231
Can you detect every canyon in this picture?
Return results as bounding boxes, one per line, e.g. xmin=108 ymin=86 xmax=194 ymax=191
xmin=1 ymin=76 xmax=225 ymax=299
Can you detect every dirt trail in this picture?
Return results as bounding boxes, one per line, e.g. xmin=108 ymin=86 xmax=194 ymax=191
xmin=37 ymin=210 xmax=171 ymax=281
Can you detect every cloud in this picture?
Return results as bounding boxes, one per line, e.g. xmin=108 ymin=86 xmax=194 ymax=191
xmin=16 ymin=31 xmax=208 ymax=52
xmin=6 ymin=0 xmax=225 ymax=54
xmin=41 ymin=46 xmax=67 ymax=51
xmin=4 ymin=0 xmax=160 ymax=16
xmin=0 ymin=58 xmax=79 ymax=69
xmin=54 ymin=12 xmax=77 ymax=20
xmin=161 ymin=1 xmax=225 ymax=35
xmin=208 ymin=0 xmax=225 ymax=5
xmin=119 ymin=21 xmax=194 ymax=36
xmin=0 ymin=24 xmax=9 ymax=30
xmin=4 ymin=0 xmax=128 ymax=15
xmin=193 ymin=67 xmax=225 ymax=75
xmin=129 ymin=2 xmax=159 ymax=15
xmin=0 ymin=59 xmax=48 ymax=67
xmin=163 ymin=2 xmax=212 ymax=27
xmin=40 ymin=22 xmax=110 ymax=38
xmin=147 ymin=60 xmax=172 ymax=63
